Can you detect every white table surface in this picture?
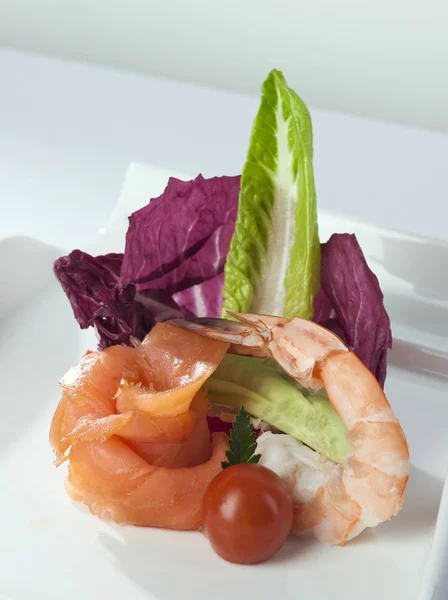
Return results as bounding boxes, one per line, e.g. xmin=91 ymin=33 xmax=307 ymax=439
xmin=1 ymin=47 xmax=448 ymax=250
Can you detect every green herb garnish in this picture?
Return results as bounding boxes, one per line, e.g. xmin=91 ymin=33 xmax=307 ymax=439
xmin=221 ymin=406 xmax=261 ymax=469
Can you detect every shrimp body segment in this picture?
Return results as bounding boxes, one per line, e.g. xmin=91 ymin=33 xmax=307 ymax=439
xmin=170 ymin=313 xmax=410 ymax=544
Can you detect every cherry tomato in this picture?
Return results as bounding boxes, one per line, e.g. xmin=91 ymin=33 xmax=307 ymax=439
xmin=202 ymin=463 xmax=293 ymax=564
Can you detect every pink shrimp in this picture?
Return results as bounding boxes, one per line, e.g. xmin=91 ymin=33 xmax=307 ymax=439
xmin=170 ymin=313 xmax=410 ymax=545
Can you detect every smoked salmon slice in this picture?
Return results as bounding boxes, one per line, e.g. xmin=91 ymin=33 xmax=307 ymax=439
xmin=50 ymin=323 xmax=229 ymax=529
xmin=66 ymin=433 xmax=228 ymax=529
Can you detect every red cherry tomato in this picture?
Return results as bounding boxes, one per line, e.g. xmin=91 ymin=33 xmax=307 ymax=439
xmin=202 ymin=463 xmax=293 ymax=564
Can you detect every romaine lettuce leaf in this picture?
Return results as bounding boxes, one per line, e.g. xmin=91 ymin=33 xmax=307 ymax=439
xmin=222 ymin=69 xmax=320 ymax=319
xmin=208 ymin=354 xmax=350 ymax=463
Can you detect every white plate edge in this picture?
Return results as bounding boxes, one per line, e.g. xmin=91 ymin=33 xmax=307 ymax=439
xmin=3 ymin=161 xmax=448 ymax=596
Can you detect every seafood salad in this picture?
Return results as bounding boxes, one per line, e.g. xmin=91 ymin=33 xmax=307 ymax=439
xmin=50 ymin=70 xmax=409 ymax=564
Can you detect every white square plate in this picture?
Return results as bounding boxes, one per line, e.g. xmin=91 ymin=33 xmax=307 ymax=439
xmin=1 ymin=163 xmax=447 ymax=600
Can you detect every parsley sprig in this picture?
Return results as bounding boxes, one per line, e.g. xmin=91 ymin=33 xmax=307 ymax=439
xmin=221 ymin=406 xmax=261 ymax=469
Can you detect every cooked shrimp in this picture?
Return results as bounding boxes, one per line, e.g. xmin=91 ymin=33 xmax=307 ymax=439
xmin=170 ymin=313 xmax=410 ymax=544
xmin=50 ymin=323 xmax=230 ymax=529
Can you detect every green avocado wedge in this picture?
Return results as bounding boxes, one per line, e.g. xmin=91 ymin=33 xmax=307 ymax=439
xmin=207 ymin=354 xmax=351 ymax=464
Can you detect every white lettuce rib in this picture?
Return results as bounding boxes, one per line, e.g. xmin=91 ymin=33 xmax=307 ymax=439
xmin=252 ymin=96 xmax=299 ymax=316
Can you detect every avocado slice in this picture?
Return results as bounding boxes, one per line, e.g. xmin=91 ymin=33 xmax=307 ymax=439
xmin=207 ymin=354 xmax=350 ymax=464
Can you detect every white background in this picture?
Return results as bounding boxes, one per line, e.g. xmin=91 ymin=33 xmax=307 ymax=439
xmin=1 ymin=0 xmax=448 ymax=131
xmin=1 ymin=34 xmax=448 ymax=600
xmin=1 ymin=48 xmax=448 ymax=250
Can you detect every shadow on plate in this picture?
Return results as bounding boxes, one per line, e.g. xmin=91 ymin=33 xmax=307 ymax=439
xmin=97 ymin=466 xmax=442 ymax=600
xmin=0 ymin=283 xmax=81 ymax=454
xmin=386 ymin=292 xmax=448 ymax=342
xmin=390 ymin=339 xmax=448 ymax=383
xmin=370 ymin=234 xmax=448 ymax=382
xmin=98 ymin=526 xmax=313 ymax=600
xmin=379 ymin=236 xmax=448 ymax=304
xmin=0 ymin=236 xmax=60 ymax=320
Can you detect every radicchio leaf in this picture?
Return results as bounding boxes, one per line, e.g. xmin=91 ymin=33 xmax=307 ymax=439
xmin=54 ymin=174 xmax=239 ymax=349
xmin=54 ymin=250 xmax=183 ymax=350
xmin=173 ymin=273 xmax=224 ymax=318
xmin=314 ymin=233 xmax=392 ymax=387
xmin=54 ymin=250 xmax=122 ymax=328
xmin=120 ymin=175 xmax=240 ymax=294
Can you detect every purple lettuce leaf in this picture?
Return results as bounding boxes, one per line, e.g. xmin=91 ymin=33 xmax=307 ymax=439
xmin=54 ymin=178 xmax=391 ymax=387
xmin=314 ymin=233 xmax=392 ymax=387
xmin=92 ymin=285 xmax=154 ymax=350
xmin=53 ymin=250 xmax=122 ymax=328
xmin=173 ymin=232 xmax=392 ymax=386
xmin=92 ymin=286 xmax=184 ymax=350
xmin=54 ymin=250 xmax=183 ymax=350
xmin=173 ymin=272 xmax=224 ymax=318
xmin=120 ymin=175 xmax=240 ymax=294
xmin=54 ymin=174 xmax=239 ymax=349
